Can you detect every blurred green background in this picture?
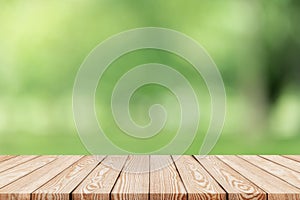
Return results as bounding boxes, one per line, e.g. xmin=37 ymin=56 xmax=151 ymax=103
xmin=0 ymin=0 xmax=299 ymax=154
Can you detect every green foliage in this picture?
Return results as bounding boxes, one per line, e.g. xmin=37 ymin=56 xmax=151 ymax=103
xmin=0 ymin=0 xmax=299 ymax=154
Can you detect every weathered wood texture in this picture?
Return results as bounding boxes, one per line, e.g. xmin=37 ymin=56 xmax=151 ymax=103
xmin=150 ymin=155 xmax=186 ymax=200
xmin=0 ymin=155 xmax=299 ymax=200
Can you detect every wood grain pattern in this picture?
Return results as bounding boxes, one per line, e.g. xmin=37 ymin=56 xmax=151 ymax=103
xmin=0 ymin=156 xmax=15 ymax=163
xmin=111 ymin=155 xmax=149 ymax=200
xmin=172 ymin=155 xmax=226 ymax=200
xmin=195 ymin=155 xmax=266 ymax=200
xmin=150 ymin=155 xmax=186 ymax=200
xmin=0 ymin=155 xmax=299 ymax=199
xmin=239 ymin=155 xmax=300 ymax=189
xmin=218 ymin=155 xmax=300 ymax=200
xmin=0 ymin=156 xmax=82 ymax=200
xmin=0 ymin=155 xmax=37 ymax=173
xmin=32 ymin=156 xmax=105 ymax=200
xmin=0 ymin=156 xmax=57 ymax=189
xmin=73 ymin=156 xmax=128 ymax=200
xmin=260 ymin=155 xmax=300 ymax=173
xmin=283 ymin=155 xmax=300 ymax=162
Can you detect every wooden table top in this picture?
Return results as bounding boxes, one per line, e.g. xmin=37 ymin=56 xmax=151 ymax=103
xmin=0 ymin=155 xmax=299 ymax=200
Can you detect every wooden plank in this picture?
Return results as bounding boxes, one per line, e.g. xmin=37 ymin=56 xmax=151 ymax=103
xmin=218 ymin=155 xmax=300 ymax=200
xmin=239 ymin=155 xmax=300 ymax=189
xmin=283 ymin=155 xmax=300 ymax=162
xmin=111 ymin=155 xmax=149 ymax=200
xmin=172 ymin=155 xmax=226 ymax=200
xmin=73 ymin=156 xmax=128 ymax=200
xmin=32 ymin=156 xmax=105 ymax=200
xmin=0 ymin=156 xmax=16 ymax=163
xmin=0 ymin=156 xmax=38 ymax=173
xmin=0 ymin=156 xmax=57 ymax=189
xmin=260 ymin=155 xmax=300 ymax=173
xmin=0 ymin=156 xmax=82 ymax=200
xmin=195 ymin=155 xmax=266 ymax=200
xmin=0 ymin=155 xmax=299 ymax=199
xmin=150 ymin=155 xmax=186 ymax=200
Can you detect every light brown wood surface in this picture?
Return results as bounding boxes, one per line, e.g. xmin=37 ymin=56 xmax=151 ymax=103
xmin=172 ymin=155 xmax=226 ymax=200
xmin=150 ymin=155 xmax=186 ymax=200
xmin=195 ymin=155 xmax=266 ymax=200
xmin=260 ymin=155 xmax=300 ymax=173
xmin=0 ymin=155 xmax=299 ymax=200
xmin=0 ymin=156 xmax=82 ymax=200
xmin=0 ymin=156 xmax=37 ymax=173
xmin=111 ymin=155 xmax=149 ymax=200
xmin=73 ymin=156 xmax=127 ymax=200
xmin=32 ymin=156 xmax=105 ymax=200
xmin=0 ymin=156 xmax=16 ymax=163
xmin=0 ymin=156 xmax=58 ymax=189
xmin=218 ymin=155 xmax=300 ymax=200
xmin=283 ymin=155 xmax=300 ymax=162
xmin=239 ymin=155 xmax=300 ymax=189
